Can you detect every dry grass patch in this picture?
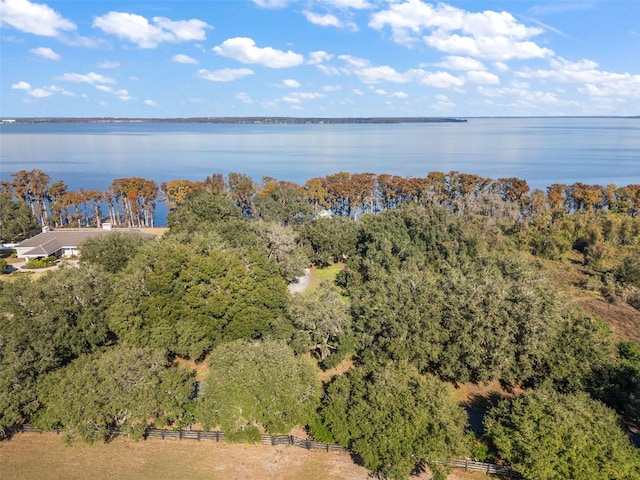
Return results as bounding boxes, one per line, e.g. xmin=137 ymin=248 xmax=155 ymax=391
xmin=540 ymin=252 xmax=640 ymax=343
xmin=318 ymin=357 xmax=354 ymax=383
xmin=0 ymin=433 xmax=491 ymax=480
xmin=173 ymin=355 xmax=210 ymax=382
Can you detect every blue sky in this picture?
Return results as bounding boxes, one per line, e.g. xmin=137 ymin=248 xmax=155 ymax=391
xmin=1 ymin=0 xmax=639 ymax=118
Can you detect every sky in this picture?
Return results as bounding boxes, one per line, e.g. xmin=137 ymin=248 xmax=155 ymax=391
xmin=1 ymin=0 xmax=639 ymax=118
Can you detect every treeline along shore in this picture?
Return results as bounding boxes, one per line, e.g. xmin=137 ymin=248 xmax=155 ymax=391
xmin=1 ymin=168 xmax=639 ymax=231
xmin=1 ymin=166 xmax=640 ymax=480
xmin=0 ymin=116 xmax=467 ymax=124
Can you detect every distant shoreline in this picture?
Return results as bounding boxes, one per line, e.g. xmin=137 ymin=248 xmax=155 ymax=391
xmin=0 ymin=116 xmax=467 ymax=125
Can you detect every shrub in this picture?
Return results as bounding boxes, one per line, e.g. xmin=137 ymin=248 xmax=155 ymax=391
xmin=25 ymin=256 xmax=56 ymax=269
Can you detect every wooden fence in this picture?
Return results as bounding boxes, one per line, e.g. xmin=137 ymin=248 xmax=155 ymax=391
xmin=10 ymin=424 xmax=519 ymax=477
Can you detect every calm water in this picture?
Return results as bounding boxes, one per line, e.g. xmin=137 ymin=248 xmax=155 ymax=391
xmin=1 ymin=117 xmax=639 ymax=224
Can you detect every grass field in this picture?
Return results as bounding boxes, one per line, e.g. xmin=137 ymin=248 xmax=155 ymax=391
xmin=0 ymin=433 xmax=496 ymax=480
xmin=307 ymin=264 xmax=345 ymax=291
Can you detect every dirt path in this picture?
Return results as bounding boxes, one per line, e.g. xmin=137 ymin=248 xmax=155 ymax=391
xmin=288 ymin=268 xmax=312 ymax=295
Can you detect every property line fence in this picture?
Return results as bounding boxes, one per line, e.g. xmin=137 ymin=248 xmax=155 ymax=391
xmin=9 ymin=424 xmax=519 ymax=477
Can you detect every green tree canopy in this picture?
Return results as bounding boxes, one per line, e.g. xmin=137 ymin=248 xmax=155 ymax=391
xmin=0 ymin=266 xmax=111 ymax=432
xmin=485 ymin=389 xmax=640 ymax=480
xmin=254 ymin=178 xmax=312 ymax=225
xmin=0 ymin=192 xmax=39 ymax=242
xmin=296 ymin=216 xmax=362 ymax=266
xmin=80 ymin=231 xmax=156 ymax=273
xmin=107 ymin=240 xmax=290 ymax=360
xmin=196 ymin=339 xmax=321 ymax=438
xmin=312 ymin=362 xmax=469 ymax=480
xmin=287 ymin=281 xmax=351 ymax=362
xmin=166 ymin=188 xmax=242 ymax=235
xmin=33 ymin=346 xmax=194 ymax=443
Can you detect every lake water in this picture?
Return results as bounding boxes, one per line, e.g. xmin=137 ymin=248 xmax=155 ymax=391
xmin=1 ymin=117 xmax=639 ymax=225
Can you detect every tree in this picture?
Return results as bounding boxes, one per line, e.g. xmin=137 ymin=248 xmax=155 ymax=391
xmin=166 ymin=188 xmax=242 ymax=234
xmin=485 ymin=389 xmax=640 ymax=480
xmin=160 ymin=179 xmax=203 ymax=210
xmin=33 ymin=346 xmax=195 ymax=443
xmin=109 ymin=177 xmax=158 ymax=227
xmin=296 ymin=216 xmax=361 ymax=266
xmin=615 ymin=254 xmax=640 ymax=288
xmin=11 ymin=169 xmax=51 ymax=226
xmin=288 ymin=281 xmax=351 ymax=362
xmin=0 ymin=266 xmax=111 ymax=432
xmin=254 ymin=178 xmax=311 ymax=225
xmin=107 ymin=240 xmax=290 ymax=360
xmin=80 ymin=231 xmax=155 ymax=273
xmin=313 ymin=362 xmax=468 ymax=480
xmin=228 ymin=172 xmax=256 ymax=216
xmin=196 ymin=339 xmax=321 ymax=438
xmin=0 ymin=193 xmax=39 ymax=242
xmin=251 ymin=220 xmax=309 ymax=280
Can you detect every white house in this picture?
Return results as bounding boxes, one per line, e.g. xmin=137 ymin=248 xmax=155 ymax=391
xmin=14 ymin=226 xmax=115 ymax=260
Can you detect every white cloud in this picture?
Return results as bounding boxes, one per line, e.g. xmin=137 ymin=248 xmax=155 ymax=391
xmin=252 ymin=0 xmax=291 ymax=8
xmin=11 ymin=81 xmax=73 ymax=98
xmin=370 ymin=1 xmax=542 ymax=40
xmin=494 ymin=61 xmax=509 ymax=72
xmin=153 ymin=17 xmax=210 ymax=42
xmin=437 ymin=55 xmax=485 ymax=71
xmin=197 ymin=68 xmax=255 ymax=82
xmin=304 ymin=11 xmax=338 ymax=27
xmin=30 ymin=46 xmax=60 ymax=61
xmin=369 ymin=0 xmax=552 ymax=61
xmin=98 ymin=60 xmax=120 ymax=69
xmin=57 ymin=72 xmax=115 ymax=84
xmin=517 ymin=57 xmax=640 ymax=99
xmin=172 ymin=54 xmax=199 ymax=64
xmin=466 ymin=70 xmax=500 ymax=85
xmin=323 ymin=85 xmax=342 ymax=92
xmin=425 ymin=32 xmax=552 ymax=61
xmin=11 ymin=81 xmax=31 ymax=90
xmin=93 ymin=12 xmax=210 ymax=48
xmin=281 ymin=91 xmax=324 ymax=104
xmin=391 ymin=91 xmax=408 ymax=98
xmin=46 ymin=85 xmax=74 ymax=96
xmin=374 ymin=88 xmax=387 ymax=95
xmin=144 ymin=99 xmax=158 ymax=106
xmin=308 ymin=50 xmax=333 ymax=65
xmin=236 ymin=92 xmax=254 ymax=104
xmin=283 ymin=79 xmax=301 ymax=88
xmin=411 ymin=69 xmax=465 ymax=88
xmin=213 ymin=37 xmax=304 ymax=68
xmin=475 ymin=80 xmax=579 ymax=110
xmin=316 ymin=64 xmax=340 ymax=76
xmin=322 ymin=0 xmax=372 ymax=8
xmin=0 ymin=0 xmax=76 ymax=37
xmin=353 ymin=89 xmax=364 ymax=95
xmin=95 ymin=85 xmax=131 ymax=100
xmin=28 ymin=88 xmax=52 ymax=98
xmin=356 ymin=65 xmax=409 ymax=84
xmin=433 ymin=93 xmax=455 ymax=109
xmin=303 ymin=11 xmax=357 ymax=30
xmin=338 ymin=55 xmax=465 ymax=89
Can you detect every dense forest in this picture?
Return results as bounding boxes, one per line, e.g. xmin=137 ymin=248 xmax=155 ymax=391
xmin=1 ymin=168 xmax=640 ymax=480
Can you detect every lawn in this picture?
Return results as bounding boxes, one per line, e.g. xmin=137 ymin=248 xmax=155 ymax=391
xmin=307 ymin=263 xmax=345 ymax=291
